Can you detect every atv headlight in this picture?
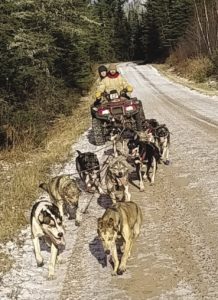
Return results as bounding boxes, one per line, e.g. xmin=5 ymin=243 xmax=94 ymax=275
xmin=101 ymin=109 xmax=110 ymax=115
xmin=126 ymin=105 xmax=134 ymax=111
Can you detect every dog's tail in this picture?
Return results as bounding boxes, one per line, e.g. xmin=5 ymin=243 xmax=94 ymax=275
xmin=39 ymin=182 xmax=49 ymax=193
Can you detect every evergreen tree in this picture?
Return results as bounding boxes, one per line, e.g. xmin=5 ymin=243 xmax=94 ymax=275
xmin=139 ymin=0 xmax=193 ymax=61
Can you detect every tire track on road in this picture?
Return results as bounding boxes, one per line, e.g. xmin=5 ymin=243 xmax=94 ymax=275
xmin=133 ymin=65 xmax=218 ymax=131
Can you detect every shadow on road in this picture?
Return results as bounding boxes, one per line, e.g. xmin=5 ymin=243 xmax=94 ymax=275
xmin=89 ymin=236 xmax=107 ymax=268
xmin=87 ymin=129 xmax=95 ymax=145
xmin=97 ymin=194 xmax=112 ymax=209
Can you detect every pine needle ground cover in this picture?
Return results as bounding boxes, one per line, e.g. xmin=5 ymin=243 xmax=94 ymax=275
xmin=0 ymin=95 xmax=92 ymax=274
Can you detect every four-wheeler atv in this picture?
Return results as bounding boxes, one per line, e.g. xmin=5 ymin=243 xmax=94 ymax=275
xmin=91 ymin=90 xmax=146 ymax=145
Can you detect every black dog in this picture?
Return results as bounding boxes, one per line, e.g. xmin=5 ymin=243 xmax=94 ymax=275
xmin=154 ymin=125 xmax=170 ymax=165
xmin=143 ymin=118 xmax=160 ymax=130
xmin=127 ymin=134 xmax=161 ymax=191
xmin=76 ymin=150 xmax=102 ymax=193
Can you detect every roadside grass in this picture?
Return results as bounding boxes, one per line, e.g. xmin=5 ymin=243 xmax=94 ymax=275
xmin=0 ymin=95 xmax=92 ymax=274
xmin=0 ymin=252 xmax=13 ymax=275
xmin=154 ymin=63 xmax=218 ymax=96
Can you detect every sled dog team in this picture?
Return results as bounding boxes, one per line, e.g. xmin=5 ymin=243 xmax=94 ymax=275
xmin=31 ymin=118 xmax=170 ymax=279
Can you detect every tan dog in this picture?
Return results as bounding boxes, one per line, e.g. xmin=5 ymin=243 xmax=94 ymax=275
xmin=105 ymin=156 xmax=131 ymax=203
xmin=109 ymin=127 xmax=125 ymax=158
xmin=97 ymin=201 xmax=142 ymax=275
xmin=39 ymin=175 xmax=81 ymax=219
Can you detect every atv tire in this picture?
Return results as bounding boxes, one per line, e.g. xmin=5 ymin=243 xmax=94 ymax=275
xmin=135 ymin=108 xmax=145 ymax=131
xmin=92 ymin=118 xmax=105 ymax=146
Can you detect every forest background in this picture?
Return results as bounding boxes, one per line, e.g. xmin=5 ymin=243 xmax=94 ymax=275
xmin=0 ymin=0 xmax=217 ymax=148
xmin=0 ymin=1 xmax=217 ymax=263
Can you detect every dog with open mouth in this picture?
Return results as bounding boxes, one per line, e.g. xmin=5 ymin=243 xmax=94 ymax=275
xmin=97 ymin=201 xmax=142 ymax=276
xmin=30 ymin=200 xmax=65 ymax=279
xmin=39 ymin=174 xmax=81 ymax=219
xmin=76 ymin=150 xmax=103 ymax=194
xmin=105 ymin=156 xmax=131 ymax=203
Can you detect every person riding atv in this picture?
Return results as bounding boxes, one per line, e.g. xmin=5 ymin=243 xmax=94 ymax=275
xmin=91 ymin=64 xmax=146 ymax=145
xmin=95 ymin=63 xmax=133 ymax=104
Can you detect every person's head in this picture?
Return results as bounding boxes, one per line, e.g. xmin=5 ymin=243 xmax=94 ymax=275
xmin=108 ymin=63 xmax=118 ymax=75
xmin=98 ymin=65 xmax=107 ymax=79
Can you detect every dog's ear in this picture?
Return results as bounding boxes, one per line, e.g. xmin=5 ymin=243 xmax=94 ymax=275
xmin=38 ymin=213 xmax=44 ymax=223
xmin=76 ymin=150 xmax=82 ymax=156
xmin=114 ymin=224 xmax=119 ymax=232
xmin=108 ymin=218 xmax=114 ymax=228
xmin=39 ymin=182 xmax=49 ymax=193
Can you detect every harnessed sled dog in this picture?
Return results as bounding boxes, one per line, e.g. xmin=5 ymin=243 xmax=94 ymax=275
xmin=109 ymin=127 xmax=125 ymax=158
xmin=97 ymin=201 xmax=142 ymax=276
xmin=154 ymin=124 xmax=170 ymax=165
xmin=39 ymin=174 xmax=81 ymax=219
xmin=105 ymin=156 xmax=131 ymax=203
xmin=127 ymin=133 xmax=161 ymax=190
xmin=76 ymin=150 xmax=103 ymax=194
xmin=30 ymin=200 xmax=65 ymax=279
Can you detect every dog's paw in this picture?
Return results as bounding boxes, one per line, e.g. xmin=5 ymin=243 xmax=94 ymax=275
xmin=117 ymin=267 xmax=126 ymax=275
xmin=37 ymin=261 xmax=44 ymax=267
xmin=111 ymin=270 xmax=117 ymax=276
xmin=75 ymin=220 xmax=80 ymax=227
xmin=48 ymin=274 xmax=55 ymax=280
xmin=164 ymin=160 xmax=170 ymax=165
xmin=118 ymin=263 xmax=127 ymax=275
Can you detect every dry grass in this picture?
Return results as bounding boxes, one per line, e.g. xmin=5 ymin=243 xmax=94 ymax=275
xmin=0 ymin=95 xmax=92 ymax=273
xmin=0 ymin=252 xmax=13 ymax=275
xmin=168 ymin=56 xmax=214 ymax=83
xmin=154 ymin=63 xmax=218 ymax=96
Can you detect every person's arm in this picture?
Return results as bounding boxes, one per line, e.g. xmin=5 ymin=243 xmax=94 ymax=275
xmin=120 ymin=76 xmax=133 ymax=92
xmin=96 ymin=80 xmax=106 ymax=96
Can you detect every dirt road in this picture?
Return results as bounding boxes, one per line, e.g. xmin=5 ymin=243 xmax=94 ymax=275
xmin=1 ymin=62 xmax=218 ymax=299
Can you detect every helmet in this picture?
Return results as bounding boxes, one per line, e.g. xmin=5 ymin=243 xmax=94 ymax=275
xmin=98 ymin=65 xmax=107 ymax=74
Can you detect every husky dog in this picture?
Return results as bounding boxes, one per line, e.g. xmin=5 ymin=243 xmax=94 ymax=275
xmin=127 ymin=134 xmax=161 ymax=190
xmin=136 ymin=129 xmax=154 ymax=143
xmin=144 ymin=118 xmax=160 ymax=130
xmin=97 ymin=201 xmax=142 ymax=275
xmin=76 ymin=150 xmax=103 ymax=194
xmin=105 ymin=156 xmax=131 ymax=203
xmin=140 ymin=118 xmax=161 ymax=143
xmin=154 ymin=125 xmax=170 ymax=165
xmin=109 ymin=127 xmax=125 ymax=157
xmin=30 ymin=200 xmax=65 ymax=279
xmin=39 ymin=175 xmax=81 ymax=219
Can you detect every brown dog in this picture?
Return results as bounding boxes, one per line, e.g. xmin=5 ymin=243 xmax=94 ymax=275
xmin=39 ymin=175 xmax=81 ymax=219
xmin=97 ymin=201 xmax=142 ymax=275
xmin=105 ymin=156 xmax=131 ymax=203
